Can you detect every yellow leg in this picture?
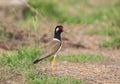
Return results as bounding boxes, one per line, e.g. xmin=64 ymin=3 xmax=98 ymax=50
xmin=51 ymin=57 xmax=56 ymax=75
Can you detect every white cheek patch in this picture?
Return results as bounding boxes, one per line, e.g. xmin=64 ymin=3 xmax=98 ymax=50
xmin=56 ymin=28 xmax=59 ymax=32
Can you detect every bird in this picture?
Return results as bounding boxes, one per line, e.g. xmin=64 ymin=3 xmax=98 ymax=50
xmin=33 ymin=25 xmax=64 ymax=75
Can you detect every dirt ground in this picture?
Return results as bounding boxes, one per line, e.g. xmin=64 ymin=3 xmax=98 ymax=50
xmin=0 ymin=20 xmax=120 ymax=84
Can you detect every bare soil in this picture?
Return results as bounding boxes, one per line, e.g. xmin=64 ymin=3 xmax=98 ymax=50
xmin=38 ymin=61 xmax=120 ymax=84
xmin=0 ymin=72 xmax=23 ymax=84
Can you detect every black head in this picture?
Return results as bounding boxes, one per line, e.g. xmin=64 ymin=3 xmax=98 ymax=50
xmin=54 ymin=25 xmax=64 ymax=40
xmin=55 ymin=25 xmax=64 ymax=34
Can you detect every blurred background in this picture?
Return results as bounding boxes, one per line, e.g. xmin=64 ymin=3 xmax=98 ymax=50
xmin=0 ymin=0 xmax=120 ymax=50
xmin=0 ymin=0 xmax=120 ymax=84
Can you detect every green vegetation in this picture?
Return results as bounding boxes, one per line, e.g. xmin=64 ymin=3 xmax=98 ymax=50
xmin=26 ymin=0 xmax=120 ymax=25
xmin=87 ymin=26 xmax=120 ymax=48
xmin=83 ymin=2 xmax=120 ymax=25
xmin=0 ymin=47 xmax=108 ymax=83
xmin=0 ymin=47 xmax=86 ymax=83
xmin=27 ymin=75 xmax=84 ymax=84
xmin=86 ymin=27 xmax=120 ymax=36
xmin=0 ymin=47 xmax=110 ymax=70
xmin=58 ymin=53 xmax=107 ymax=63
xmin=83 ymin=0 xmax=120 ymax=49
xmin=26 ymin=0 xmax=82 ymax=24
xmin=102 ymin=36 xmax=120 ymax=49
xmin=86 ymin=25 xmax=120 ymax=49
xmin=0 ymin=47 xmax=41 ymax=72
xmin=0 ymin=48 xmax=107 ymax=71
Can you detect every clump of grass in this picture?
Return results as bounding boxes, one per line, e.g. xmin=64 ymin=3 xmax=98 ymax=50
xmin=26 ymin=0 xmax=62 ymax=21
xmin=83 ymin=0 xmax=120 ymax=24
xmin=0 ymin=47 xmax=42 ymax=72
xmin=86 ymin=27 xmax=120 ymax=49
xmin=58 ymin=53 xmax=107 ymax=63
xmin=102 ymin=36 xmax=120 ymax=49
xmin=86 ymin=27 xmax=120 ymax=36
xmin=0 ymin=47 xmax=84 ymax=84
xmin=0 ymin=47 xmax=110 ymax=83
xmin=0 ymin=48 xmax=107 ymax=69
xmin=27 ymin=73 xmax=84 ymax=84
xmin=0 ymin=47 xmax=85 ymax=83
xmin=25 ymin=0 xmax=83 ymax=24
xmin=26 ymin=0 xmax=120 ymax=24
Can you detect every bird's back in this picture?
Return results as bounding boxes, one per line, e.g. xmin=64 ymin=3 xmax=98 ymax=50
xmin=37 ymin=40 xmax=61 ymax=60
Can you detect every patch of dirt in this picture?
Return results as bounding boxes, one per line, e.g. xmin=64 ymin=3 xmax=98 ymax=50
xmin=0 ymin=71 xmax=23 ymax=84
xmin=0 ymin=48 xmax=12 ymax=56
xmin=0 ymin=20 xmax=40 ymax=50
xmin=38 ymin=61 xmax=120 ymax=84
xmin=0 ymin=21 xmax=106 ymax=53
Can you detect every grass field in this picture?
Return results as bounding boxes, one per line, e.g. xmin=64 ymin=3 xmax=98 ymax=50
xmin=26 ymin=0 xmax=120 ymax=24
xmin=0 ymin=47 xmax=108 ymax=83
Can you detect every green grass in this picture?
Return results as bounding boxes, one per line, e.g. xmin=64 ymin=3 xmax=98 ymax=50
xmin=0 ymin=47 xmax=45 ymax=75
xmin=27 ymin=0 xmax=82 ymax=22
xmin=0 ymin=47 xmax=107 ymax=83
xmin=83 ymin=2 xmax=120 ymax=25
xmin=0 ymin=48 xmax=107 ymax=71
xmin=58 ymin=53 xmax=107 ymax=63
xmin=0 ymin=47 xmax=109 ymax=71
xmin=86 ymin=27 xmax=120 ymax=36
xmin=86 ymin=26 xmax=120 ymax=49
xmin=27 ymin=74 xmax=84 ymax=84
xmin=0 ymin=47 xmax=85 ymax=83
xmin=102 ymin=36 xmax=120 ymax=49
xmin=25 ymin=0 xmax=120 ymax=25
xmin=18 ymin=0 xmax=120 ymax=36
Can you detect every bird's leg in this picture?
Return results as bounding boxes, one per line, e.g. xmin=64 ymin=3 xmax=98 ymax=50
xmin=51 ymin=56 xmax=56 ymax=75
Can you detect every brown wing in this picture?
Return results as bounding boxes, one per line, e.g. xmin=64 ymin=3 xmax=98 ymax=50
xmin=37 ymin=40 xmax=61 ymax=60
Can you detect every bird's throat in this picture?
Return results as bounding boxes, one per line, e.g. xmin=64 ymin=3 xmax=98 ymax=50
xmin=54 ymin=33 xmax=61 ymax=41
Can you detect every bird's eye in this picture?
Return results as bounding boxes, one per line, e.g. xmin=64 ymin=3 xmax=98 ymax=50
xmin=56 ymin=28 xmax=59 ymax=32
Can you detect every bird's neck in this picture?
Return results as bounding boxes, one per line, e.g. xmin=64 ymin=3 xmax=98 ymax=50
xmin=54 ymin=33 xmax=61 ymax=41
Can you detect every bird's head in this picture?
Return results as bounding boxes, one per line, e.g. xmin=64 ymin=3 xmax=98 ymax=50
xmin=55 ymin=25 xmax=64 ymax=34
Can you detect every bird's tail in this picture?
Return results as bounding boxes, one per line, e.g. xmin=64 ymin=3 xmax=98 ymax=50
xmin=33 ymin=55 xmax=50 ymax=64
xmin=33 ymin=59 xmax=41 ymax=64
